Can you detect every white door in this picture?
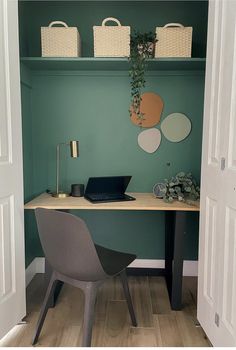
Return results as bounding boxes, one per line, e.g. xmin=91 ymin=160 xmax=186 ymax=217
xmin=217 ymin=0 xmax=236 ymax=345
xmin=198 ymin=0 xmax=236 ymax=346
xmin=0 ymin=0 xmax=26 ymax=340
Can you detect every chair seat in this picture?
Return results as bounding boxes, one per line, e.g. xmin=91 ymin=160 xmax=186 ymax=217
xmin=95 ymin=244 xmax=136 ymax=276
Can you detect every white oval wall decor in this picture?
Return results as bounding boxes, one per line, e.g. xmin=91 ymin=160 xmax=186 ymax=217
xmin=161 ymin=113 xmax=191 ymax=142
xmin=138 ymin=128 xmax=162 ymax=153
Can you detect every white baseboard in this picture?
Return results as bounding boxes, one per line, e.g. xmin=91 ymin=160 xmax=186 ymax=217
xmin=25 ymin=257 xmax=45 ymax=286
xmin=26 ymin=257 xmax=198 ymax=286
xmin=129 ymin=259 xmax=165 ymax=269
xmin=182 ymin=260 xmax=198 ymax=276
xmin=129 ymin=259 xmax=198 ymax=276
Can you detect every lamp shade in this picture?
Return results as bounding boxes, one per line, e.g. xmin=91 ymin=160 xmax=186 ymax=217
xmin=70 ymin=140 xmax=79 ymax=158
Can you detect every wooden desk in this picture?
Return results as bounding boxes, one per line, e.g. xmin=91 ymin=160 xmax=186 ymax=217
xmin=25 ymin=192 xmax=200 ymax=310
xmin=25 ymin=192 xmax=199 ymax=211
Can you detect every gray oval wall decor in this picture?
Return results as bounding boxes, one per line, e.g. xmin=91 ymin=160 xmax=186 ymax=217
xmin=138 ymin=128 xmax=161 ymax=153
xmin=161 ymin=113 xmax=191 ymax=142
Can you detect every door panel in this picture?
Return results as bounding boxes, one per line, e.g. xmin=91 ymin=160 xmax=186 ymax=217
xmin=0 ymin=1 xmax=12 ymax=164
xmin=203 ymin=197 xmax=217 ymax=305
xmin=206 ymin=0 xmax=224 ymax=166
xmin=0 ymin=196 xmax=15 ymax=299
xmin=198 ymin=194 xmax=221 ymax=345
xmin=227 ymin=23 xmax=236 ymax=170
xmin=222 ymin=207 xmax=236 ymax=334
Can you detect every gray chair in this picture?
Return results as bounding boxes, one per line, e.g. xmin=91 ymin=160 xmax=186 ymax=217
xmin=32 ymin=208 xmax=137 ymax=347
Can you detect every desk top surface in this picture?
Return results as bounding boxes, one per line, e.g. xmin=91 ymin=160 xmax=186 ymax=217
xmin=24 ymin=192 xmax=200 ymax=212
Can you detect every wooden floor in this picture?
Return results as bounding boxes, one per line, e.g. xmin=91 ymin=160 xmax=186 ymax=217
xmin=0 ymin=274 xmax=211 ymax=347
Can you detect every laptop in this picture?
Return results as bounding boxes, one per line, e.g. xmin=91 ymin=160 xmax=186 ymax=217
xmin=84 ymin=176 xmax=136 ymax=203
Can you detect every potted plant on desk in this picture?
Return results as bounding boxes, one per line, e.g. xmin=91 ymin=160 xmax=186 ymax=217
xmin=163 ymin=172 xmax=200 ymax=204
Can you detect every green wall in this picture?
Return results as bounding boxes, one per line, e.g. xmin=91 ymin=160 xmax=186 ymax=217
xmin=19 ymin=0 xmax=207 ymax=267
xmin=19 ymin=0 xmax=208 ymax=58
xmin=21 ymin=71 xmax=204 ymax=264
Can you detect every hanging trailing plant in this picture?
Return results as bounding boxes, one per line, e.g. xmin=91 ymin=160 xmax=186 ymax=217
xmin=129 ymin=31 xmax=157 ymax=121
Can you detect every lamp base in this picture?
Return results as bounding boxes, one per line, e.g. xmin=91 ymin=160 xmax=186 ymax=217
xmin=52 ymin=192 xmax=70 ymax=198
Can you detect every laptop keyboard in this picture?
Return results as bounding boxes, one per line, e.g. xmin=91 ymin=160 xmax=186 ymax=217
xmin=88 ymin=193 xmax=126 ymax=201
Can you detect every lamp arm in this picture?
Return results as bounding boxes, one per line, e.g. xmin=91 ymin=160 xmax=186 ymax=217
xmin=56 ymin=144 xmax=60 ymax=194
xmin=55 ymin=141 xmax=78 ymax=195
xmin=56 ymin=142 xmax=67 ymax=194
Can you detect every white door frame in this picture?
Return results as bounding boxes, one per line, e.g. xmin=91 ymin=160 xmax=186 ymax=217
xmin=198 ymin=0 xmax=236 ymax=346
xmin=0 ymin=0 xmax=26 ymax=340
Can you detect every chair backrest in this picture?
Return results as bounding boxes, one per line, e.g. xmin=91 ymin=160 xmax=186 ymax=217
xmin=35 ymin=208 xmax=107 ymax=281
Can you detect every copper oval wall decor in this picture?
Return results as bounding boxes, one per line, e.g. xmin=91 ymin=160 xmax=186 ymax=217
xmin=130 ymin=92 xmax=164 ymax=127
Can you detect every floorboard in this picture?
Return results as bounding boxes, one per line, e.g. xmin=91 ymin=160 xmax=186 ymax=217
xmin=0 ymin=274 xmax=211 ymax=347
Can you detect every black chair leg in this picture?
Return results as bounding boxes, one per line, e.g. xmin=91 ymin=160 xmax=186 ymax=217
xmin=120 ymin=270 xmax=137 ymax=327
xmin=32 ymin=272 xmax=57 ymax=345
xmin=82 ymin=282 xmax=98 ymax=347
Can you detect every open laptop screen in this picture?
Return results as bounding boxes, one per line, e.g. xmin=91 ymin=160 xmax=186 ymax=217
xmin=85 ymin=176 xmax=131 ymax=195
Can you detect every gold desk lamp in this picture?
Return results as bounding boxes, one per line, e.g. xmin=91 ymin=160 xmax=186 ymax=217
xmin=52 ymin=140 xmax=79 ymax=198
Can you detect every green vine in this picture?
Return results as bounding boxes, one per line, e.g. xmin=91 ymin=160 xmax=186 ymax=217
xmin=129 ymin=31 xmax=157 ymax=122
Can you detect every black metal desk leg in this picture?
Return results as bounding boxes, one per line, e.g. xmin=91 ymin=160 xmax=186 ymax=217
xmin=165 ymin=211 xmax=186 ymax=310
xmin=172 ymin=211 xmax=186 ymax=309
xmin=165 ymin=211 xmax=175 ymax=296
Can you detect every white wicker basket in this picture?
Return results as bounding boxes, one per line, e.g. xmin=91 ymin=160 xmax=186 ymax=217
xmin=93 ymin=17 xmax=130 ymax=57
xmin=41 ymin=21 xmax=81 ymax=57
xmin=155 ymin=23 xmax=192 ymax=58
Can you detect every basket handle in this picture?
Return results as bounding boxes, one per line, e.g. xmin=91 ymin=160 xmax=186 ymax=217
xmin=102 ymin=17 xmax=121 ymax=26
xmin=163 ymin=23 xmax=184 ymax=28
xmin=49 ymin=21 xmax=69 ymax=28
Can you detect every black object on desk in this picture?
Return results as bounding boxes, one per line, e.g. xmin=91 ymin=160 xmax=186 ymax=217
xmin=84 ymin=176 xmax=136 ymax=203
xmin=71 ymin=184 xmax=84 ymax=197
